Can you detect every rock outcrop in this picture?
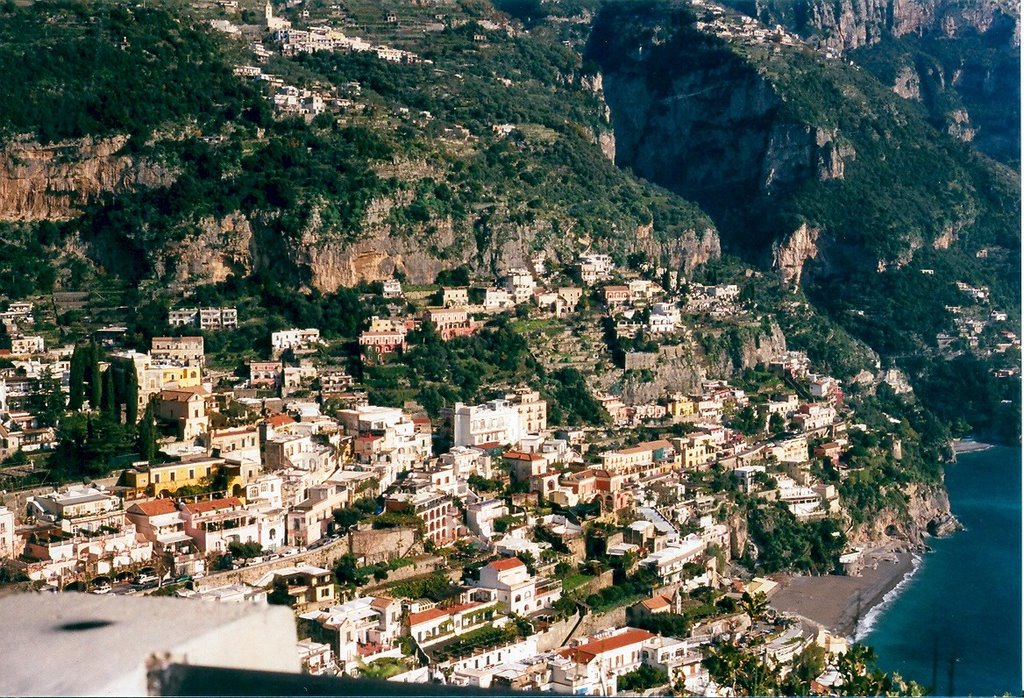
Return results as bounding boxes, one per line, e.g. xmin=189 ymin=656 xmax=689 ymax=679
xmin=0 ymin=134 xmax=721 ymax=292
xmin=849 ymin=480 xmax=961 ymax=548
xmin=0 ymin=136 xmax=174 ymax=221
xmin=772 ymin=222 xmax=822 ymax=287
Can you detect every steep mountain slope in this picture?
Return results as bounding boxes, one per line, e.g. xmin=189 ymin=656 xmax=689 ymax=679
xmin=0 ymin=1 xmax=718 ymax=296
xmin=722 ymin=0 xmax=1021 ymax=165
xmin=586 ymin=0 xmax=1019 ymax=438
xmin=587 ymin=1 xmax=1018 ymax=285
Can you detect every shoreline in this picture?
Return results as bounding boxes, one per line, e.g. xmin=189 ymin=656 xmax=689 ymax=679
xmin=769 ymin=545 xmax=920 ymax=639
xmin=953 ymin=439 xmax=995 ymax=454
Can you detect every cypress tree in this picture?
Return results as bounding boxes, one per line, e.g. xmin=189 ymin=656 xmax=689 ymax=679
xmin=138 ymin=401 xmax=157 ymax=463
xmin=101 ymin=368 xmax=117 ymax=420
xmin=125 ymin=366 xmax=139 ymax=424
xmin=89 ymin=342 xmax=102 ymax=409
xmin=68 ymin=344 xmax=85 ymax=410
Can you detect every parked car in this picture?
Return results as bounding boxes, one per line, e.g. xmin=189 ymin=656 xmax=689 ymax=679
xmin=90 ymin=583 xmax=111 ymax=595
xmin=136 ymin=573 xmax=159 ymax=587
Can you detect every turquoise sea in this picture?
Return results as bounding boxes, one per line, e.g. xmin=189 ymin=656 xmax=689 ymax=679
xmin=861 ymin=446 xmax=1022 ymax=696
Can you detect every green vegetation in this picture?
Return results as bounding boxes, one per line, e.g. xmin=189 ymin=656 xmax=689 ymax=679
xmin=849 ymin=28 xmax=1020 ymax=168
xmin=386 ymin=572 xmax=462 ymax=603
xmin=584 ymin=570 xmax=656 ymax=613
xmin=366 ymin=319 xmax=607 ymax=426
xmin=633 ymin=605 xmax=718 ymax=638
xmin=0 ymin=1 xmax=262 ymax=144
xmin=617 ymin=664 xmax=669 ymax=692
xmin=228 ymin=541 xmax=263 ymax=559
xmin=706 ymin=640 xmax=925 ymax=696
xmin=332 ymin=498 xmax=378 ymax=533
xmin=359 ymin=657 xmax=407 ymax=680
xmin=429 ymin=622 xmax=524 ymax=663
xmin=745 ymin=502 xmax=846 ymax=574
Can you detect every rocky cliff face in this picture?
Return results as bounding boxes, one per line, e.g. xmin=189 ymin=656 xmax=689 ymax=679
xmin=0 ymin=136 xmax=174 ymax=221
xmin=595 ymin=46 xmax=856 ymax=254
xmin=850 ymin=480 xmax=960 ymax=548
xmin=737 ymin=0 xmax=1019 ymax=51
xmin=772 ymin=222 xmax=822 ymax=286
xmin=727 ymin=0 xmax=1020 ymax=164
xmin=1 ymin=134 xmax=720 ymax=292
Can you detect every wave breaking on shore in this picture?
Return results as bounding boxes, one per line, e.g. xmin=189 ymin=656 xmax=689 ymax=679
xmin=854 ymin=553 xmax=923 ymax=641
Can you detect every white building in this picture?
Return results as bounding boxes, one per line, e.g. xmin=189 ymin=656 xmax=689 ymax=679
xmin=577 ymin=253 xmax=614 ymax=285
xmin=0 ymin=506 xmax=15 ymax=559
xmin=271 ymin=328 xmax=322 ymax=353
xmin=451 ymin=400 xmax=523 ymax=448
xmin=647 ymin=302 xmax=681 ymax=334
xmin=471 ymin=557 xmax=561 ymax=616
xmin=639 ymin=535 xmax=706 ymax=585
xmin=504 ymin=268 xmax=536 ymax=305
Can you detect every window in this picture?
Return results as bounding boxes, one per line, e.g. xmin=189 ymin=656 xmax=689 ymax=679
xmin=189 ymin=470 xmax=195 ymax=480
xmin=170 ymin=471 xmax=176 ymax=481
xmin=153 ymin=474 xmax=160 ymax=483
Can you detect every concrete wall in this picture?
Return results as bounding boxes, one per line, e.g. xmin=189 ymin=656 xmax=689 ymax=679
xmin=625 ymin=352 xmax=658 ymax=371
xmin=195 ymin=527 xmax=420 ymax=589
xmin=574 ymin=605 xmax=629 ymax=639
xmin=349 ymin=526 xmax=419 ymax=564
xmin=361 ymin=555 xmax=446 ymax=591
xmin=577 ymin=569 xmax=615 ymax=597
xmin=535 ymin=613 xmax=581 ymax=652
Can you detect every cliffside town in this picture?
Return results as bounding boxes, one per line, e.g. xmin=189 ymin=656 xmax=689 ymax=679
xmin=0 ymin=245 xmax=977 ymax=695
xmin=0 ymin=0 xmax=1017 ymax=695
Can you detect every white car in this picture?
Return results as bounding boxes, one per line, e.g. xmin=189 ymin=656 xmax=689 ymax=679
xmin=90 ymin=584 xmax=111 ymax=595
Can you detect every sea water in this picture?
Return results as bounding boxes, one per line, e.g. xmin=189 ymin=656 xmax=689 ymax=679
xmin=861 ymin=446 xmax=1022 ymax=696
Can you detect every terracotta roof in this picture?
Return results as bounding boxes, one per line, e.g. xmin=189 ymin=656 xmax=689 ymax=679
xmin=369 ymin=596 xmax=395 ymax=611
xmin=617 ymin=439 xmax=673 ymax=455
xmin=130 ymin=498 xmax=179 ymax=516
xmin=182 ymin=497 xmax=243 ymax=514
xmin=159 ymin=386 xmax=208 ymax=401
xmin=640 ymin=595 xmax=671 ymax=611
xmin=266 ymin=414 xmax=295 ymax=427
xmin=563 ymin=629 xmax=655 ymax=663
xmin=487 ymin=557 xmax=525 ymax=572
xmin=503 ymin=450 xmax=543 ymax=461
xmin=408 ymin=608 xmax=449 ymax=626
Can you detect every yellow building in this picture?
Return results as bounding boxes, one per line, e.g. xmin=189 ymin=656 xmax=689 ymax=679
xmin=666 ymin=395 xmax=695 ymax=419
xmin=160 ymin=365 xmax=202 ymax=388
xmin=674 ymin=435 xmax=716 ymax=470
xmin=121 ymin=457 xmax=225 ymax=497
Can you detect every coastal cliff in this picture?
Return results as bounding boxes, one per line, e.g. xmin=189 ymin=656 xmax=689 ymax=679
xmin=850 ymin=479 xmax=961 ymax=549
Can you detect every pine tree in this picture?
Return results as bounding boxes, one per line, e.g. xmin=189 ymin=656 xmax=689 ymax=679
xmin=138 ymin=401 xmax=157 ymax=463
xmin=101 ymin=368 xmax=117 ymax=420
xmin=125 ymin=366 xmax=139 ymax=424
xmin=88 ymin=342 xmax=102 ymax=409
xmin=68 ymin=344 xmax=85 ymax=410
